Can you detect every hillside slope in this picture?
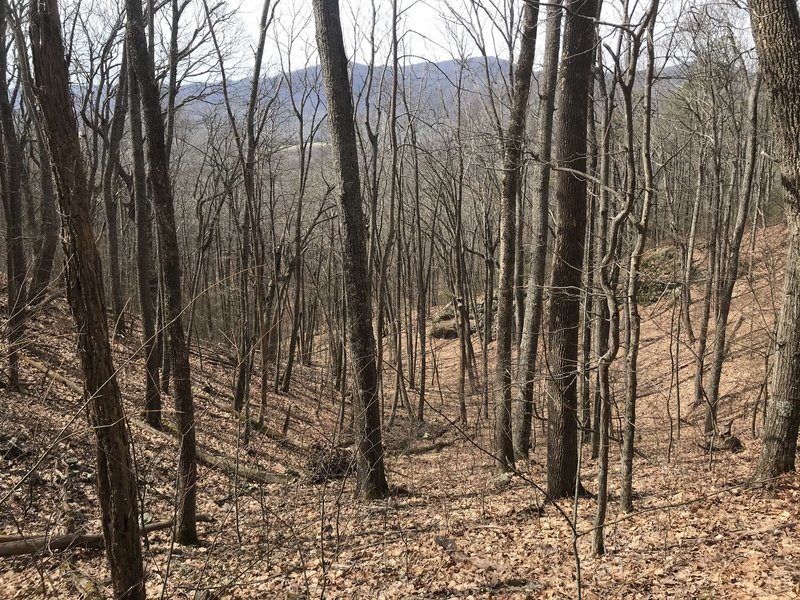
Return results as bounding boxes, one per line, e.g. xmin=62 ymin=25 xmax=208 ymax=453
xmin=1 ymin=223 xmax=798 ymax=599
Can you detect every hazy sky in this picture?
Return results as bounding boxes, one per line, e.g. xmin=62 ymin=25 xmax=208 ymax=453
xmin=233 ymin=0 xmax=514 ymax=70
xmin=228 ymin=0 xmax=752 ymax=76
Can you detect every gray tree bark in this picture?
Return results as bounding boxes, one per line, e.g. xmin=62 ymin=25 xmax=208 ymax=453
xmin=29 ymin=0 xmax=145 ymax=595
xmin=704 ymin=73 xmax=761 ymax=435
xmin=127 ymin=48 xmax=162 ymax=430
xmin=546 ymin=0 xmax=600 ymax=499
xmin=126 ymin=0 xmax=198 ymax=543
xmin=313 ymin=0 xmax=389 ymax=500
xmin=0 ymin=1 xmax=27 ymax=390
xmin=749 ymin=0 xmax=800 ymax=482
xmin=514 ymin=0 xmax=562 ymax=461
xmin=495 ymin=0 xmax=540 ymax=471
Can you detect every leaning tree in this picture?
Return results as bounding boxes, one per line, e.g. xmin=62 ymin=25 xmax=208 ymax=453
xmin=28 ymin=0 xmax=145 ymax=595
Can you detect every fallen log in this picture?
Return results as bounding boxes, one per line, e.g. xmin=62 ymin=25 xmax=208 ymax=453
xmin=20 ymin=356 xmax=291 ymax=486
xmin=148 ymin=421 xmax=290 ymax=485
xmin=398 ymin=440 xmax=453 ymax=456
xmin=198 ymin=393 xmax=285 ymax=442
xmin=0 ymin=515 xmax=214 ymax=557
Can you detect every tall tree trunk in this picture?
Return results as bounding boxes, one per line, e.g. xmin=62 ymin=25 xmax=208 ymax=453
xmin=28 ymin=1 xmax=145 ymax=596
xmin=126 ymin=0 xmax=197 ymax=544
xmin=749 ymin=0 xmax=800 ymax=481
xmin=514 ymin=0 xmax=562 ymax=461
xmin=694 ymin=88 xmax=723 ymax=409
xmin=591 ymin=44 xmax=615 ymax=460
xmin=704 ymin=74 xmax=761 ymax=434
xmin=0 ymin=5 xmax=26 ymax=390
xmin=102 ymin=49 xmax=129 ymax=338
xmin=8 ymin=10 xmax=57 ymax=305
xmin=621 ymin=7 xmax=659 ymax=512
xmin=128 ymin=49 xmax=162 ymax=430
xmin=28 ymin=141 xmax=57 ymax=303
xmin=314 ymin=0 xmax=389 ymax=500
xmin=546 ymin=0 xmax=600 ymax=499
xmin=494 ymin=0 xmax=539 ymax=472
xmin=593 ymin=9 xmax=647 ymax=550
xmin=681 ymin=143 xmax=706 ymax=345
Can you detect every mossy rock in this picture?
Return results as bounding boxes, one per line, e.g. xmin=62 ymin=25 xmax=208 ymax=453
xmin=432 ymin=304 xmax=456 ymax=323
xmin=431 ymin=321 xmax=459 ymax=339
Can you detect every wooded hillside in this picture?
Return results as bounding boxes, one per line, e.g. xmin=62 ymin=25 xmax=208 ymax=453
xmin=2 ymin=0 xmax=800 ymax=597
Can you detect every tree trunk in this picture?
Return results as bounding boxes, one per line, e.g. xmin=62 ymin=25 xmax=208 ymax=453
xmin=681 ymin=143 xmax=706 ymax=345
xmin=313 ymin=0 xmax=389 ymax=500
xmin=704 ymin=74 xmax=761 ymax=434
xmin=621 ymin=8 xmax=659 ymax=512
xmin=494 ymin=0 xmax=539 ymax=472
xmin=7 ymin=9 xmax=58 ymax=306
xmin=591 ymin=45 xmax=615 ymax=460
xmin=749 ymin=0 xmax=800 ymax=482
xmin=28 ymin=1 xmax=145 ymax=596
xmin=0 ymin=5 xmax=27 ymax=390
xmin=28 ymin=140 xmax=57 ymax=304
xmin=593 ymin=10 xmax=647 ymax=549
xmin=514 ymin=0 xmax=561 ymax=461
xmin=545 ymin=0 xmax=600 ymax=499
xmin=694 ymin=88 xmax=724 ymax=409
xmin=126 ymin=0 xmax=198 ymax=544
xmin=102 ymin=64 xmax=128 ymax=337
xmin=128 ymin=48 xmax=162 ymax=430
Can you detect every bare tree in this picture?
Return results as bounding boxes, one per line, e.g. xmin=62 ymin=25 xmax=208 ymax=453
xmin=7 ymin=5 xmax=57 ymax=305
xmin=749 ymin=0 xmax=800 ymax=482
xmin=546 ymin=0 xmax=600 ymax=499
xmin=28 ymin=0 xmax=145 ymax=595
xmin=0 ymin=0 xmax=27 ymax=390
xmin=620 ymin=1 xmax=659 ymax=513
xmin=494 ymin=0 xmax=540 ymax=472
xmin=126 ymin=0 xmax=198 ymax=544
xmin=514 ymin=0 xmax=562 ymax=460
xmin=704 ymin=72 xmax=761 ymax=434
xmin=314 ymin=0 xmax=389 ymax=500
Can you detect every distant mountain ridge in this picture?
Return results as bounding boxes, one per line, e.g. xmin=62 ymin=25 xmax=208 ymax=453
xmin=175 ymin=56 xmax=513 ymax=125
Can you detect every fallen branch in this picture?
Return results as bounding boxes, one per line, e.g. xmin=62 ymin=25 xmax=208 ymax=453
xmin=0 ymin=515 xmax=214 ymax=557
xmin=397 ymin=440 xmax=453 ymax=456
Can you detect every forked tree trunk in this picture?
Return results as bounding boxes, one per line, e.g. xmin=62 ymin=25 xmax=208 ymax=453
xmin=514 ymin=0 xmax=561 ymax=461
xmin=620 ymin=7 xmax=659 ymax=513
xmin=495 ymin=0 xmax=540 ymax=471
xmin=593 ymin=9 xmax=648 ymax=550
xmin=546 ymin=0 xmax=600 ymax=499
xmin=314 ymin=0 xmax=388 ymax=500
xmin=591 ymin=43 xmax=615 ymax=461
xmin=749 ymin=0 xmax=800 ymax=482
xmin=28 ymin=1 xmax=145 ymax=596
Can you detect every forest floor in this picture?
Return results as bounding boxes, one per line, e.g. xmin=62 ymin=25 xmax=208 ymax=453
xmin=1 ymin=223 xmax=799 ymax=599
